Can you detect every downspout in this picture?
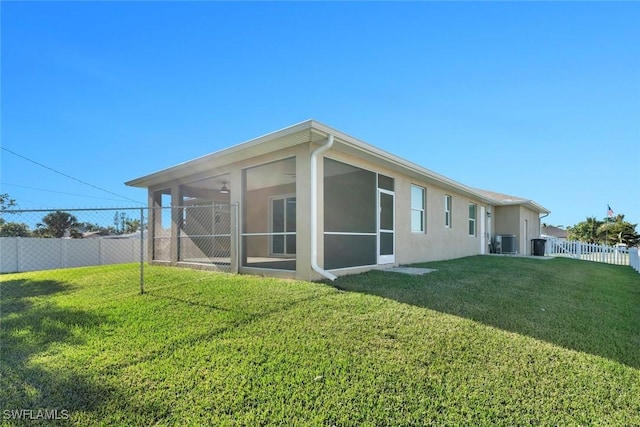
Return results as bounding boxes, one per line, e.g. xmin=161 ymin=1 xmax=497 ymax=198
xmin=310 ymin=134 xmax=337 ymax=281
xmin=539 ymin=211 xmax=549 ymax=237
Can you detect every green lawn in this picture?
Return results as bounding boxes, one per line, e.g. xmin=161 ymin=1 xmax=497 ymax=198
xmin=1 ymin=257 xmax=639 ymax=425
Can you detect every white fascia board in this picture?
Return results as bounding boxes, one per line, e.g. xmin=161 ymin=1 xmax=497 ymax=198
xmin=499 ymin=199 xmax=550 ymax=214
xmin=309 ymin=121 xmax=498 ymax=205
xmin=125 ymin=120 xmax=316 ymax=188
xmin=126 ymin=119 xmax=546 ymax=213
xmin=524 ymin=201 xmax=551 ymax=215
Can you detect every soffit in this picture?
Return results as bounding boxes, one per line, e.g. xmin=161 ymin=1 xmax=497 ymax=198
xmin=126 ymin=120 xmax=548 ymax=213
xmin=324 ymin=135 xmax=497 ymax=205
xmin=126 ymin=122 xmax=315 ymax=188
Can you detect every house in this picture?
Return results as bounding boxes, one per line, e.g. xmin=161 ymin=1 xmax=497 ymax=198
xmin=126 ymin=120 xmax=549 ymax=281
xmin=541 ymin=225 xmax=568 ymax=240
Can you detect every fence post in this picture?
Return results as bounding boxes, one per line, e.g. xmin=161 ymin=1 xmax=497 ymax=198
xmin=60 ymin=239 xmax=64 ymax=269
xmin=231 ymin=202 xmax=239 ymax=273
xmin=630 ymin=247 xmax=639 ymax=273
xmin=16 ymin=237 xmax=22 ymax=273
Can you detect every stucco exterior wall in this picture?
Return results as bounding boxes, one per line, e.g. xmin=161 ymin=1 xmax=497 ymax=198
xmin=493 ymin=205 xmax=541 ymax=255
xmin=319 ymin=150 xmax=490 ymax=267
xmin=520 ymin=206 xmax=542 ymax=255
xmin=494 ymin=206 xmax=520 ymax=236
xmin=142 ymin=133 xmax=543 ymax=280
xmin=395 ymin=176 xmax=490 ymax=264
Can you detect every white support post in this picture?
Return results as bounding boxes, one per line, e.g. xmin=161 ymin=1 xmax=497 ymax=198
xmin=630 ymin=247 xmax=639 ymax=273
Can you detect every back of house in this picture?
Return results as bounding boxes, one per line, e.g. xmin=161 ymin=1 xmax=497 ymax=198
xmin=126 ymin=120 xmax=549 ymax=281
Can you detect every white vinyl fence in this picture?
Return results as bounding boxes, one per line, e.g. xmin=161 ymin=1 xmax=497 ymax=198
xmin=545 ymin=236 xmax=639 ymax=272
xmin=0 ymin=236 xmax=147 ymax=273
xmin=630 ymin=247 xmax=639 ymax=273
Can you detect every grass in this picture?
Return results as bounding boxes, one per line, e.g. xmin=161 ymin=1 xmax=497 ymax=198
xmin=1 ymin=257 xmax=639 ymax=425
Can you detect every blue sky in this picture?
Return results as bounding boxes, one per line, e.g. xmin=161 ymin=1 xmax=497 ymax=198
xmin=2 ymin=1 xmax=639 ymax=228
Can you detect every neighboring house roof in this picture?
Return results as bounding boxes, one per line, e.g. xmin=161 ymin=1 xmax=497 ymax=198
xmin=82 ymin=230 xmax=112 ymax=239
xmin=101 ymin=230 xmax=145 ymax=240
xmin=126 ymin=120 xmax=549 ymax=214
xmin=541 ymin=225 xmax=568 ymax=239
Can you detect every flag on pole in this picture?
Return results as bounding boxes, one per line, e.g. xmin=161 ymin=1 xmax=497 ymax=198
xmin=607 ymin=204 xmax=614 ymax=218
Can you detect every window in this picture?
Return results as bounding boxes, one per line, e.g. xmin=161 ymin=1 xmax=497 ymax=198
xmin=411 ymin=185 xmax=425 ymax=233
xmin=468 ymin=203 xmax=477 ymax=236
xmin=444 ymin=195 xmax=452 ymax=228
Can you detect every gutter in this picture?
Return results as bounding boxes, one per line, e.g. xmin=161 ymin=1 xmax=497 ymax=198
xmin=310 ymin=134 xmax=337 ymax=281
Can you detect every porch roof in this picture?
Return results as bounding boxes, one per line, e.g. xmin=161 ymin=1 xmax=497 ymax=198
xmin=473 ymin=189 xmax=550 ymax=215
xmin=125 ymin=119 xmax=549 ymax=214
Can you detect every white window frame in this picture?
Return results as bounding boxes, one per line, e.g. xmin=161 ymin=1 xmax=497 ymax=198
xmin=468 ymin=203 xmax=477 ymax=236
xmin=445 ymin=195 xmax=452 ymax=228
xmin=410 ymin=184 xmax=426 ymax=233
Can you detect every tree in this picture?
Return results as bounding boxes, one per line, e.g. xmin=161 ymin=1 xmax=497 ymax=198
xmin=0 ymin=193 xmax=18 ymax=227
xmin=567 ymin=214 xmax=639 ymax=247
xmin=598 ymin=215 xmax=639 ymax=247
xmin=75 ymin=222 xmax=116 ymax=235
xmin=0 ymin=194 xmax=30 ymax=236
xmin=113 ymin=211 xmax=141 ymax=234
xmin=36 ymin=211 xmax=79 ymax=238
xmin=0 ymin=222 xmax=31 ymax=237
xmin=567 ymin=217 xmax=602 ymax=243
xmin=0 ymin=193 xmax=16 ymax=212
xmin=76 ymin=222 xmax=101 ymax=233
xmin=123 ymin=218 xmax=141 ymax=234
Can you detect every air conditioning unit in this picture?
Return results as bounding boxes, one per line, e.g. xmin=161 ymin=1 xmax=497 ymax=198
xmin=500 ymin=234 xmax=517 ymax=254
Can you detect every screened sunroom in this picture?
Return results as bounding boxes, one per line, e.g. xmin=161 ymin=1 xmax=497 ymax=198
xmin=241 ymin=157 xmax=297 ymax=271
xmin=323 ymin=158 xmax=395 ymax=270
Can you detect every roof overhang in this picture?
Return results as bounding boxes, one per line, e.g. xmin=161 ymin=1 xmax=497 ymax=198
xmin=474 ymin=188 xmax=550 ymax=215
xmin=498 ymin=200 xmax=551 ymax=215
xmin=125 ymin=119 xmax=549 ymax=213
xmin=125 ymin=120 xmax=321 ymax=188
xmin=306 ymin=122 xmax=499 ymax=205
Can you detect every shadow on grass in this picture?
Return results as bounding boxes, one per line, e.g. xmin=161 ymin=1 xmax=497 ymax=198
xmin=333 ymin=256 xmax=640 ymax=369
xmin=101 ymin=288 xmax=332 ymax=373
xmin=143 ymin=292 xmax=230 ymax=312
xmin=0 ymin=278 xmax=158 ymax=423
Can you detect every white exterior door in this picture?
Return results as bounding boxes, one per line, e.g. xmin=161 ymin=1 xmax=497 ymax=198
xmin=378 ymin=189 xmax=395 ymax=264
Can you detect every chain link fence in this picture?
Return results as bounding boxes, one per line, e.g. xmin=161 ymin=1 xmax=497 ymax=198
xmin=150 ymin=204 xmax=234 ymax=267
xmin=0 ymin=204 xmax=236 ymax=292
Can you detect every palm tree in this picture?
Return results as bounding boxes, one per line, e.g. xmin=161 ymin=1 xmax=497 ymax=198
xmin=567 ymin=216 xmax=602 ymax=243
xmin=37 ymin=211 xmax=79 ymax=238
